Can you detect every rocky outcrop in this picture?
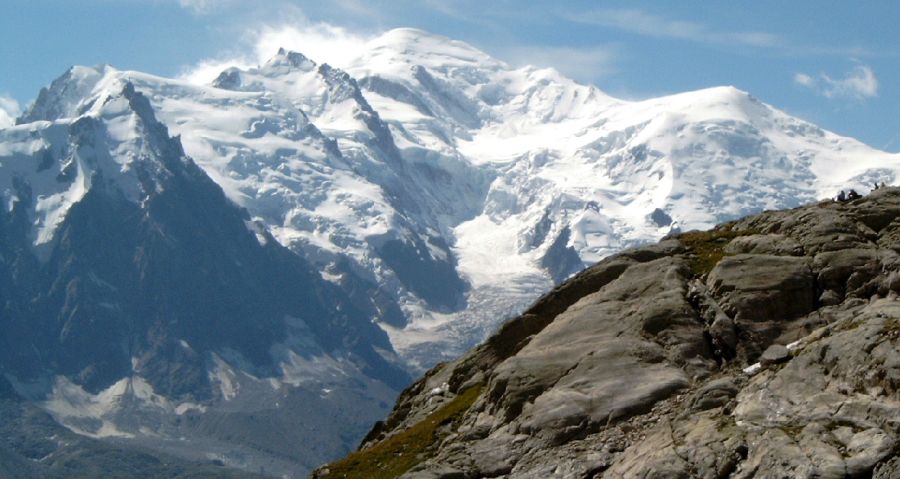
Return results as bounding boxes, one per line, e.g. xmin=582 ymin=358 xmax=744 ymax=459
xmin=0 ymin=84 xmax=409 ymax=476
xmin=316 ymin=187 xmax=900 ymax=478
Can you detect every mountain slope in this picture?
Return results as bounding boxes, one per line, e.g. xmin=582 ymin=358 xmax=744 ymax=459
xmin=3 ymin=27 xmax=900 ymax=477
xmin=0 ymin=378 xmax=262 ymax=479
xmin=318 ymin=187 xmax=900 ymax=478
xmin=18 ymin=29 xmax=900 ymax=371
xmin=1 ymin=82 xmax=408 ymax=475
xmin=342 ymin=30 xmax=900 ymax=363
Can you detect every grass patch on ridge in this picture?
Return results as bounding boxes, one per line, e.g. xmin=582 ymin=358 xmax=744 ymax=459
xmin=678 ymin=228 xmax=749 ymax=276
xmin=316 ymin=385 xmax=483 ymax=479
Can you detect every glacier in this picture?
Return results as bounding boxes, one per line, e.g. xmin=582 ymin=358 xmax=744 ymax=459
xmin=25 ymin=28 xmax=896 ymax=368
xmin=2 ymin=26 xmax=900 ymax=475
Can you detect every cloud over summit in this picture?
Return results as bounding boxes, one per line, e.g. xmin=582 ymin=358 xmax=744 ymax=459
xmin=179 ymin=22 xmax=372 ymax=85
xmin=795 ymin=64 xmax=878 ymax=100
xmin=0 ymin=95 xmax=20 ymax=128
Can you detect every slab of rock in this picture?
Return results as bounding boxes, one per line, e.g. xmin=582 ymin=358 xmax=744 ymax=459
xmin=324 ymin=189 xmax=900 ymax=479
xmin=707 ymin=254 xmax=815 ymax=322
xmin=724 ymin=234 xmax=803 ymax=256
xmin=706 ymin=254 xmax=815 ymax=358
xmin=759 ymin=344 xmax=790 ymax=366
xmin=689 ymin=377 xmax=739 ymax=411
xmin=814 ymin=248 xmax=882 ymax=288
xmin=487 ymin=257 xmax=699 ymax=439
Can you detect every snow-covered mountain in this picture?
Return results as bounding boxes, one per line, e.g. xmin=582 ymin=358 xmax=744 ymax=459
xmin=1 ymin=81 xmax=408 ymax=475
xmin=2 ymin=27 xmax=899 ymax=475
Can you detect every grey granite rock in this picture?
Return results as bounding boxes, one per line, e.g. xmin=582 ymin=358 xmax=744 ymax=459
xmin=758 ymin=344 xmax=790 ymax=366
xmin=320 ymin=188 xmax=900 ymax=479
xmin=689 ymin=377 xmax=739 ymax=411
xmin=724 ymin=233 xmax=804 ymax=256
xmin=707 ymin=253 xmax=816 ymax=360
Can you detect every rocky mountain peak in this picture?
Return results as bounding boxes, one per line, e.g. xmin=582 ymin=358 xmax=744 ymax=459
xmin=0 ymin=74 xmax=410 ymax=475
xmin=4 ymin=27 xmax=900 ymax=477
xmin=18 ymin=64 xmax=116 ymax=124
xmin=263 ymin=47 xmax=318 ymax=73
xmin=318 ymin=187 xmax=900 ymax=478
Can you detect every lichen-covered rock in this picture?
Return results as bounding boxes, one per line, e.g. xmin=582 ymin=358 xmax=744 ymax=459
xmin=318 ymin=188 xmax=900 ymax=479
xmin=706 ymin=253 xmax=816 ymax=359
xmin=723 ymin=233 xmax=804 ymax=256
xmin=689 ymin=377 xmax=739 ymax=412
xmin=706 ymin=254 xmax=815 ymax=322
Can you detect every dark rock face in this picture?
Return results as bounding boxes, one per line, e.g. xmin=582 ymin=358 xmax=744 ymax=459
xmin=320 ymin=187 xmax=900 ymax=479
xmin=707 ymin=254 xmax=816 ymax=360
xmin=0 ymin=84 xmax=407 ymax=397
xmin=377 ymin=236 xmax=468 ymax=311
xmin=1 ymin=83 xmax=414 ymax=476
xmin=540 ymin=226 xmax=585 ymax=283
xmin=648 ymin=208 xmax=673 ymax=227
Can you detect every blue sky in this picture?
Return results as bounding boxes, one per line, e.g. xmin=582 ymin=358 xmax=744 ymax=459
xmin=1 ymin=0 xmax=898 ymax=151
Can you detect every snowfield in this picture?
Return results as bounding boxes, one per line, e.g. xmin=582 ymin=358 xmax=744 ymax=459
xmin=7 ymin=27 xmax=900 ymax=370
xmin=3 ymin=27 xmax=900 ymax=476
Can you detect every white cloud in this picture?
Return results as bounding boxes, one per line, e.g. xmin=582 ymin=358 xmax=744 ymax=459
xmin=179 ymin=58 xmax=253 ymax=85
xmin=567 ymin=9 xmax=781 ymax=48
xmin=793 ymin=72 xmax=815 ymax=88
xmin=822 ymin=65 xmax=878 ymax=99
xmin=501 ymin=45 xmax=618 ymax=84
xmin=794 ymin=64 xmax=878 ymax=100
xmin=250 ymin=24 xmax=371 ymax=67
xmin=0 ymin=95 xmax=21 ymax=128
xmin=178 ymin=22 xmax=373 ymax=85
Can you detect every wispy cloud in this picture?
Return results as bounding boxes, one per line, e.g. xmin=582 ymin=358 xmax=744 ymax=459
xmin=793 ymin=72 xmax=815 ymax=88
xmin=175 ymin=3 xmax=621 ymax=89
xmin=178 ymin=22 xmax=373 ymax=85
xmin=329 ymin=0 xmax=381 ymax=18
xmin=0 ymin=95 xmax=20 ymax=128
xmin=420 ymin=0 xmax=482 ymax=21
xmin=177 ymin=0 xmax=236 ymax=15
xmin=501 ymin=45 xmax=618 ymax=84
xmin=250 ymin=23 xmax=371 ymax=67
xmin=794 ymin=64 xmax=878 ymax=100
xmin=566 ymin=8 xmax=781 ymax=48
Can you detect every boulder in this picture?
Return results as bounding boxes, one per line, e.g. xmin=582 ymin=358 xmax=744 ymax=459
xmin=759 ymin=344 xmax=790 ymax=366
xmin=689 ymin=377 xmax=739 ymax=411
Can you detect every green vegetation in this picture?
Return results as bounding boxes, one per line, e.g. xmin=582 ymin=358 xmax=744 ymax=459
xmin=833 ymin=317 xmax=866 ymax=333
xmin=778 ymin=424 xmax=806 ymax=439
xmin=677 ymin=228 xmax=748 ymax=276
xmin=318 ymin=385 xmax=483 ymax=479
xmin=886 ymin=317 xmax=900 ymax=333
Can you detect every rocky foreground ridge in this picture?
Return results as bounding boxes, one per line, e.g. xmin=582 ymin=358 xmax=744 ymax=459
xmin=317 ymin=187 xmax=900 ymax=478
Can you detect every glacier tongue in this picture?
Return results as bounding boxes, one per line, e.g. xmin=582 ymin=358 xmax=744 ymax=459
xmin=337 ymin=30 xmax=900 ymax=365
xmin=12 ymin=28 xmax=900 ymax=371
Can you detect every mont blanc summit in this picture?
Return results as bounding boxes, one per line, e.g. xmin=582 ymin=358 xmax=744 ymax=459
xmin=194 ymin=29 xmax=897 ymax=363
xmin=1 ymin=27 xmax=899 ymax=476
